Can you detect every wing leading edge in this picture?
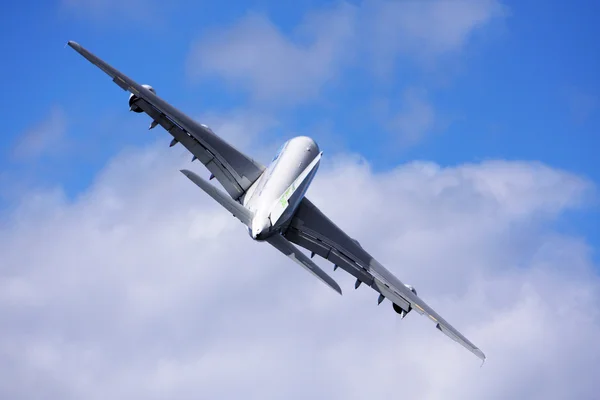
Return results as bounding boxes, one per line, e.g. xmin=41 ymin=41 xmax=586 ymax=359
xmin=67 ymin=41 xmax=264 ymax=200
xmin=284 ymin=198 xmax=486 ymax=362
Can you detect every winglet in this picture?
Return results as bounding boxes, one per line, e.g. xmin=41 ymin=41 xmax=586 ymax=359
xmin=478 ymin=349 xmax=486 ymax=365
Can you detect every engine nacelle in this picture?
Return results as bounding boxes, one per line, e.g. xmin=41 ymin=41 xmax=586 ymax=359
xmin=392 ymin=284 xmax=418 ymax=318
xmin=405 ymin=284 xmax=417 ymax=296
xmin=393 ymin=302 xmax=411 ymax=318
xmin=128 ymin=84 xmax=155 ymax=113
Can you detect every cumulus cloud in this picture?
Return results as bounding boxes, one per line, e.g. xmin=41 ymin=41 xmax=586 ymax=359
xmin=12 ymin=106 xmax=68 ymax=160
xmin=194 ymin=109 xmax=280 ymax=156
xmin=187 ymin=0 xmax=506 ymax=103
xmin=1 ymin=138 xmax=599 ymax=399
xmin=187 ymin=4 xmax=357 ymax=104
xmin=363 ymin=0 xmax=507 ymax=71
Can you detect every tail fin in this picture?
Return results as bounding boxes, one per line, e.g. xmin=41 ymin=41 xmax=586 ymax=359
xmin=269 ymin=152 xmax=322 ymax=226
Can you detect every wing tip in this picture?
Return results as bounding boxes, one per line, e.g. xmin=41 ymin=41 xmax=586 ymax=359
xmin=317 ymin=270 xmax=342 ymax=295
xmin=67 ymin=40 xmax=80 ymax=51
xmin=475 ymin=348 xmax=486 ymax=366
xmin=333 ymin=282 xmax=343 ymax=295
xmin=180 ymin=169 xmax=195 ymax=180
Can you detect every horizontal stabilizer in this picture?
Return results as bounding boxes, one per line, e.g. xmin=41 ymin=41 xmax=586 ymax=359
xmin=180 ymin=169 xmax=253 ymax=226
xmin=267 ymin=233 xmax=342 ymax=295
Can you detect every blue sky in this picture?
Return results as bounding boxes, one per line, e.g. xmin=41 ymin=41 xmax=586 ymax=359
xmin=1 ymin=0 xmax=598 ymax=245
xmin=3 ymin=2 xmax=600 ymax=397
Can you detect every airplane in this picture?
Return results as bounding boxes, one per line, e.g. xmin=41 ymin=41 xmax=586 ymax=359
xmin=67 ymin=41 xmax=486 ymax=363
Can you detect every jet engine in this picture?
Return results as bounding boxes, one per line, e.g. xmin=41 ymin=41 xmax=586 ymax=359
xmin=393 ymin=303 xmax=411 ymax=318
xmin=392 ymin=284 xmax=418 ymax=318
xmin=128 ymin=84 xmax=155 ymax=113
xmin=405 ymin=284 xmax=417 ymax=296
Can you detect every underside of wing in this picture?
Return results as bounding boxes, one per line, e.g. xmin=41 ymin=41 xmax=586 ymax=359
xmin=369 ymin=261 xmax=486 ymax=362
xmin=67 ymin=41 xmax=264 ymax=200
xmin=283 ymin=198 xmax=486 ymax=362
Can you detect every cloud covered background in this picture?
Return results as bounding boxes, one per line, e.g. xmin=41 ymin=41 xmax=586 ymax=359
xmin=2 ymin=141 xmax=599 ymax=399
xmin=2 ymin=0 xmax=600 ymax=399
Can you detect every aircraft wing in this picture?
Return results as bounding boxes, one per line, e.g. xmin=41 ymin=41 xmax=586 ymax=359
xmin=67 ymin=41 xmax=264 ymax=201
xmin=68 ymin=40 xmax=484 ymax=362
xmin=283 ymin=198 xmax=486 ymax=362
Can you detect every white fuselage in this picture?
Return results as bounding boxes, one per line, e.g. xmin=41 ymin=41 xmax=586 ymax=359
xmin=243 ymin=136 xmax=320 ymax=240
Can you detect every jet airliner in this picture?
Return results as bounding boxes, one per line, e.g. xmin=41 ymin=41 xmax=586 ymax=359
xmin=67 ymin=41 xmax=485 ymax=362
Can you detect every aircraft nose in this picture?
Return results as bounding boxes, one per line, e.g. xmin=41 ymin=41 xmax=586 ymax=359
xmin=291 ymin=136 xmax=319 ymax=153
xmin=252 ymin=227 xmax=261 ymax=239
xmin=251 ymin=216 xmax=271 ymax=240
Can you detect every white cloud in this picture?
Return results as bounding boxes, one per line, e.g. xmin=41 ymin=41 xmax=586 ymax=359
xmin=186 ymin=0 xmax=506 ymax=103
xmin=12 ymin=106 xmax=67 ymax=160
xmin=1 ymin=139 xmax=599 ymax=399
xmin=195 ymin=109 xmax=280 ymax=156
xmin=187 ymin=4 xmax=357 ymax=104
xmin=364 ymin=0 xmax=507 ymax=71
